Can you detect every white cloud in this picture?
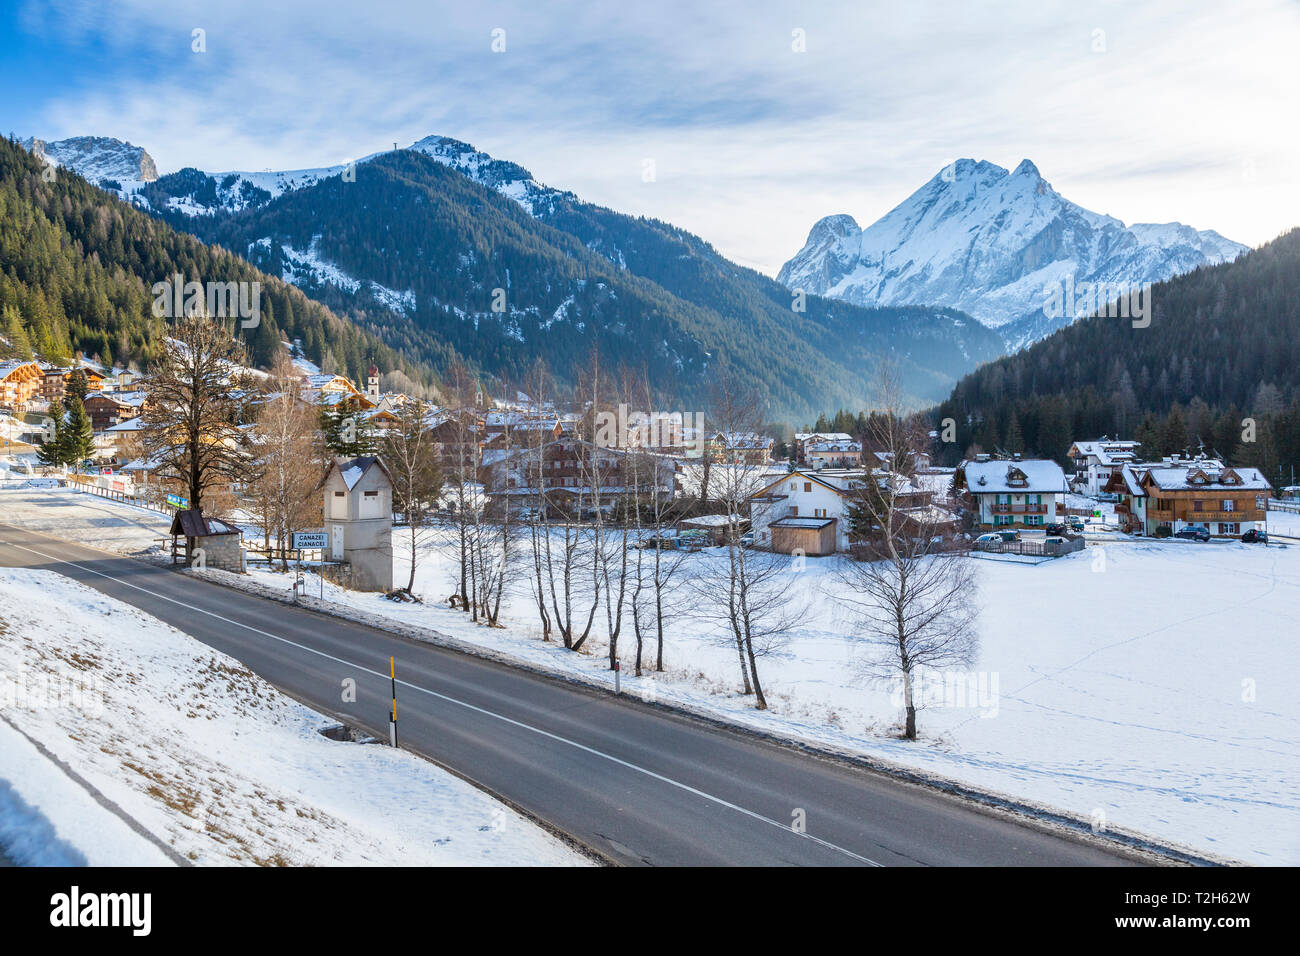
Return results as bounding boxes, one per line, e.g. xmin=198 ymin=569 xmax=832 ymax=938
xmin=20 ymin=0 xmax=1300 ymax=274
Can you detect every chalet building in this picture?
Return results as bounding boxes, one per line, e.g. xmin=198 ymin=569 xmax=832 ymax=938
xmin=479 ymin=438 xmax=676 ymax=515
xmin=1066 ymin=437 xmax=1141 ymax=495
xmin=427 ymin=409 xmax=488 ymax=472
xmin=1105 ymin=457 xmax=1271 ymax=537
xmin=298 ymin=373 xmax=375 ymax=414
xmin=954 ymin=456 xmax=1068 ymax=528
xmin=0 ymin=361 xmax=43 ymax=413
xmin=748 ymin=467 xmax=946 ymax=555
xmin=805 ymin=438 xmax=862 ymax=469
xmin=84 ymin=390 xmax=147 ymax=432
xmin=36 ymin=364 xmax=107 ymax=405
xmin=792 ymin=432 xmax=853 ymax=464
xmin=870 ymin=449 xmax=933 ymax=474
xmin=482 ymin=411 xmax=564 ymax=445
xmin=706 ymin=431 xmax=774 ymax=465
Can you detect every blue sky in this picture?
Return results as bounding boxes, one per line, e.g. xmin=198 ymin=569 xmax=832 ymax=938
xmin=5 ymin=0 xmax=1299 ymax=274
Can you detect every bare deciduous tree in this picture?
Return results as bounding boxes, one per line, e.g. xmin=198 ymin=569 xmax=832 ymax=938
xmin=695 ymin=363 xmax=797 ymax=709
xmin=143 ymin=316 xmax=257 ymax=561
xmin=248 ymin=355 xmax=321 ymax=570
xmin=831 ymin=364 xmax=978 ymax=739
xmin=381 ymin=398 xmax=443 ymax=595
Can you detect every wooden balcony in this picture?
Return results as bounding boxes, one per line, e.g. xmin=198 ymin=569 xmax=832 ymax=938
xmin=991 ymin=503 xmax=1049 ymax=515
xmin=1149 ymin=508 xmax=1264 ymax=523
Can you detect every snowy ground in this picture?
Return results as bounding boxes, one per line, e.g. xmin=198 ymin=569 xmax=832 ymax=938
xmin=3 ymin=484 xmax=1299 ymax=864
xmin=0 ymin=563 xmax=584 ymax=866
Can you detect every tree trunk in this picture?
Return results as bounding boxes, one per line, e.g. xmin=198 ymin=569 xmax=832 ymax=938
xmin=902 ymin=668 xmax=917 ymax=740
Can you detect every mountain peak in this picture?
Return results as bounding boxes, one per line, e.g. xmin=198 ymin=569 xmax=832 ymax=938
xmin=778 ymin=158 xmax=1247 ymax=346
xmin=1011 ymin=158 xmax=1041 ymax=179
xmin=20 ymin=135 xmax=158 ymax=183
xmin=807 ymin=213 xmax=860 ymax=241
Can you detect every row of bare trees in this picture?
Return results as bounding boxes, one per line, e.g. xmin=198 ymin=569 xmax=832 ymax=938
xmin=141 ymin=320 xmax=977 ymax=736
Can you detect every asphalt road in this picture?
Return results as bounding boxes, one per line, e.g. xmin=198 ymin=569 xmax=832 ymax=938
xmin=0 ymin=522 xmax=1142 ymax=867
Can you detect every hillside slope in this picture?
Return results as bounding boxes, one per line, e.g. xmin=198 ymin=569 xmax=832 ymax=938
xmin=0 ymin=136 xmax=441 ymax=388
xmin=162 ymin=148 xmax=1002 ymax=416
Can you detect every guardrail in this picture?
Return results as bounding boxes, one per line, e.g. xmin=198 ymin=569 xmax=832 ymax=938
xmin=1267 ymin=499 xmax=1300 ymax=514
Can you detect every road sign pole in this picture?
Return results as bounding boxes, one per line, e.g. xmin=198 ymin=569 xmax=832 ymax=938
xmin=389 ymin=656 xmax=398 ymax=747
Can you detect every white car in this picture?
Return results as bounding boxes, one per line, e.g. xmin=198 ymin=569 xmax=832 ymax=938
xmin=975 ymin=533 xmax=1001 ymax=543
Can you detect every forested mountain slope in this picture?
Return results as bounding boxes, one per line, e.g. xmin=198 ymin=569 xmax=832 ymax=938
xmin=931 ymin=229 xmax=1300 ymax=482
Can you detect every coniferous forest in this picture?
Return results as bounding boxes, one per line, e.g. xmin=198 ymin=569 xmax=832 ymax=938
xmin=0 ymin=136 xmax=441 ymax=388
xmin=926 ymin=229 xmax=1300 ymax=484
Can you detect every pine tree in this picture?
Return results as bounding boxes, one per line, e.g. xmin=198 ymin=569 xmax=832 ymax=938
xmin=36 ymin=412 xmax=67 ymax=468
xmin=62 ymin=371 xmax=95 ymax=472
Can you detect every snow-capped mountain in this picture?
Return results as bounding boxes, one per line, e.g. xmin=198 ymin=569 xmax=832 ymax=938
xmin=777 ymin=159 xmax=1247 ymax=349
xmin=20 ymin=136 xmax=158 ymax=184
xmin=47 ymin=133 xmax=573 ymax=223
xmin=22 ymin=129 xmax=1010 ymax=413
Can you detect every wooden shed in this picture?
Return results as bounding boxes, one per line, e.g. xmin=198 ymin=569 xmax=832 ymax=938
xmin=169 ymin=508 xmax=243 ymax=570
xmin=768 ymin=516 xmax=837 ymax=556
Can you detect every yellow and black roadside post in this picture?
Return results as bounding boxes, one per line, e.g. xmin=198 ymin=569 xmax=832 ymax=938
xmin=388 ymin=655 xmax=398 ymax=747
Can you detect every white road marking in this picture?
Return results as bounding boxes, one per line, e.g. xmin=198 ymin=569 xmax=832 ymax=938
xmin=0 ymin=533 xmax=882 ymax=866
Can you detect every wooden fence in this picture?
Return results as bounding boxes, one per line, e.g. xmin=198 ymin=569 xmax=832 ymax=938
xmin=65 ymin=477 xmax=174 ymax=516
xmin=974 ymin=536 xmax=1086 ymax=558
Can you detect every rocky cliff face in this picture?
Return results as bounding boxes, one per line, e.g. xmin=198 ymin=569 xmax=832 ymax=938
xmin=778 ymin=158 xmax=1247 ymax=349
xmin=21 ymin=136 xmax=159 ymax=184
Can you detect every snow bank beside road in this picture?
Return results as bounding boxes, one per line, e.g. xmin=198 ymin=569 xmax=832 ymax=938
xmin=0 ymin=567 xmax=585 ymax=866
xmin=0 ymin=719 xmax=176 ymax=866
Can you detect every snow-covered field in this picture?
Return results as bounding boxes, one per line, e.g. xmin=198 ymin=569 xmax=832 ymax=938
xmin=3 ymin=483 xmax=1299 ymax=864
xmin=0 ymin=561 xmax=584 ymax=866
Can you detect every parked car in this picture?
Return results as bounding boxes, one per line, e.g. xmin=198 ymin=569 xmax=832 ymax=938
xmin=1241 ymin=529 xmax=1269 ymax=543
xmin=1065 ymin=516 xmax=1085 ymax=531
xmin=996 ymin=529 xmax=1020 ymax=542
xmin=1044 ymin=523 xmax=1067 ymax=536
xmin=1174 ymin=526 xmax=1211 ymax=542
xmin=975 ymin=533 xmax=1001 ymax=544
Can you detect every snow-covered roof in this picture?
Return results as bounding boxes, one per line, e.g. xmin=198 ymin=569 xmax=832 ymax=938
xmin=963 ymin=459 xmax=1067 ymax=494
xmin=92 ymin=390 xmax=147 ymax=407
xmin=1113 ymin=464 xmax=1148 ymax=497
xmin=770 ymin=516 xmax=835 ymax=529
xmin=1143 ymin=464 xmax=1270 ymax=492
xmin=105 ymin=416 xmax=146 ymax=432
xmin=680 ymin=513 xmax=741 ymax=527
xmin=1069 ymin=439 xmax=1141 ymax=466
xmin=795 ymin=432 xmax=853 ymax=443
xmin=715 ymin=431 xmax=772 ymax=448
xmin=0 ymin=360 xmax=42 ymax=380
xmin=807 ymin=440 xmax=861 ymax=453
